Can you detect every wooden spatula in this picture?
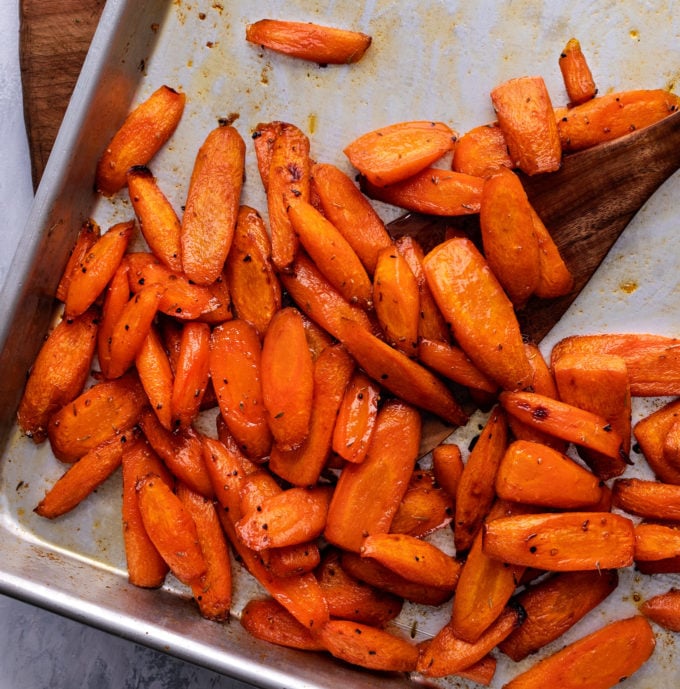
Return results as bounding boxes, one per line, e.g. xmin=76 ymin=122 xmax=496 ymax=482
xmin=388 ymin=108 xmax=680 ymax=453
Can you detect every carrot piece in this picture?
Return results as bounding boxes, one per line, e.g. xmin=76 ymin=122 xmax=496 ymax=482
xmin=201 ymin=436 xmax=248 ymax=517
xmin=135 ymin=326 xmax=174 ymax=431
xmin=360 ymin=533 xmax=460 ymax=590
xmin=252 ymin=121 xmax=285 ymax=190
xmin=120 ymin=438 xmax=172 ymax=588
xmin=266 ymin=543 xmax=321 ymax=578
xmin=127 ymin=166 xmax=182 ymax=272
xmin=240 ymin=598 xmax=325 ymax=651
xmin=612 ymin=477 xmax=680 ymax=521
xmin=209 ymin=319 xmax=272 ymax=461
xmin=17 ymin=308 xmax=98 ymax=444
xmin=417 ymin=605 xmax=523 ymax=677
xmin=490 ymin=75 xmax=562 ymax=175
xmin=503 ymin=616 xmax=655 ymax=689
xmin=452 ymin=123 xmax=513 ymax=178
xmin=331 ymin=371 xmax=380 ymax=464
xmin=432 ymin=443 xmax=464 ymax=499
xmin=361 ymin=167 xmax=484 ymax=216
xmin=319 ymin=620 xmax=419 ymax=672
xmin=344 ymin=120 xmax=457 ymax=187
xmin=479 ymin=168 xmax=540 ymax=307
xmin=108 ymin=284 xmax=164 ymax=379
xmin=663 ymin=416 xmax=680 ymax=471
xmin=640 ymin=588 xmax=680 ymax=632
xmin=311 ymin=162 xmax=392 ymax=274
xmin=454 ymin=406 xmax=508 ymax=552
xmin=287 ymin=195 xmax=372 ymax=308
xmin=138 ymin=409 xmax=214 ymax=498
xmin=423 ymin=236 xmax=533 ymax=391
xmin=499 ymin=391 xmax=628 ymax=463
xmin=64 ymin=220 xmax=134 ymax=318
xmin=495 ymin=440 xmax=603 ymax=508
xmin=266 ymin=122 xmax=311 ymax=271
xmin=95 ymin=85 xmax=186 ymax=196
xmin=634 ymin=522 xmax=680 ymax=562
xmin=483 ymin=511 xmax=635 ymax=571
xmin=269 ymin=344 xmax=354 ymax=486
xmin=372 ymin=245 xmax=420 ymax=357
xmin=35 ymin=433 xmax=129 ymax=518
xmin=559 ymin=38 xmax=597 ymax=106
xmin=176 ymin=482 xmax=232 ymax=621
xmin=455 ymin=656 xmax=498 ymax=686
xmin=634 ymin=398 xmax=680 ymax=484
xmin=530 ymin=205 xmax=574 ymax=298
xmin=390 ymin=469 xmax=454 ymax=538
xmin=245 ymin=19 xmax=371 ymax=64
xmin=97 ymin=248 xmax=130 ymax=376
xmin=238 ymin=468 xmax=281 ymax=515
xmin=556 ymin=89 xmax=680 ymax=152
xmin=499 ymin=569 xmax=618 ymax=662
xmin=336 ymin=322 xmax=469 ymax=427
xmin=340 ymin=551 xmax=453 ymax=607
xmin=325 ymin=400 xmax=421 ymax=552
xmin=47 ymin=373 xmax=147 ymax=462
xmin=316 ymin=549 xmax=402 ymax=626
xmin=55 ymin=219 xmax=101 ymax=303
xmin=261 ymin=307 xmax=314 ymax=451
xmin=551 ymin=332 xmax=680 ymax=397
xmin=301 ymin=314 xmax=334 ymax=360
xmin=224 ymin=205 xmax=281 ymax=337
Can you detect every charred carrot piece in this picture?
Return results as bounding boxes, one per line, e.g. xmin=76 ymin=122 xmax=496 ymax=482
xmin=454 ymin=406 xmax=508 ymax=552
xmin=240 ymin=598 xmax=325 ymax=651
xmin=287 ymin=195 xmax=372 ymax=308
xmin=325 ymin=400 xmax=421 ymax=552
xmin=47 ymin=373 xmax=147 ymax=462
xmin=176 ymin=482 xmax=231 ymax=621
xmin=209 ymin=319 xmax=272 ymax=461
xmin=135 ymin=326 xmax=174 ymax=431
xmin=120 ymin=437 xmax=172 ymax=588
xmin=452 ymin=122 xmax=513 ymax=178
xmin=17 ymin=308 xmax=98 ymax=444
xmin=269 ymin=344 xmax=354 ymax=486
xmin=530 ymin=205 xmax=574 ymax=298
xmin=261 ymin=307 xmax=314 ymax=451
xmin=483 ymin=511 xmax=635 ymax=571
xmin=432 ymin=443 xmax=464 ymax=500
xmin=495 ymin=440 xmax=603 ymax=509
xmin=499 ymin=569 xmax=618 ymax=662
xmin=634 ymin=398 xmax=680 ymax=484
xmin=361 ymin=167 xmax=484 ymax=216
xmin=503 ymin=616 xmax=655 ymax=689
xmin=423 ymin=236 xmax=533 ymax=391
xmin=55 ymin=219 xmax=101 ymax=303
xmin=559 ymin=38 xmax=597 ymax=106
xmin=316 ymin=548 xmax=402 ymax=626
xmin=557 ymin=89 xmax=680 ymax=152
xmin=245 ymin=19 xmax=371 ymax=65
xmin=612 ymin=477 xmax=680 ymax=521
xmin=499 ymin=391 xmax=628 ymax=463
xmin=344 ymin=120 xmax=457 ymax=187
xmin=252 ymin=121 xmax=285 ymax=190
xmin=224 ymin=205 xmax=281 ymax=338
xmin=311 ymin=162 xmax=392 ymax=274
xmin=95 ymin=85 xmax=186 ymax=196
xmin=64 ymin=220 xmax=134 ymax=319
xmin=640 ymin=588 xmax=680 ymax=632
xmin=479 ymin=168 xmax=540 ymax=307
xmin=490 ymin=75 xmax=562 ymax=175
xmin=127 ymin=166 xmax=182 ymax=272
xmin=417 ymin=605 xmax=523 ymax=677
xmin=634 ymin=522 xmax=680 ymax=562
xmin=138 ymin=408 xmax=214 ymax=498
xmin=35 ymin=432 xmax=130 ymax=518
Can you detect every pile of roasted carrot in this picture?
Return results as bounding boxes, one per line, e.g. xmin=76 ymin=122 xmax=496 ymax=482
xmin=15 ymin=19 xmax=680 ymax=688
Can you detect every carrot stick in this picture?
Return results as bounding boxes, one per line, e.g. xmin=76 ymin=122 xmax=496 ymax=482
xmin=634 ymin=522 xmax=680 ymax=562
xmin=634 ymin=398 xmax=680 ymax=484
xmin=640 ymin=588 xmax=680 ymax=632
xmin=558 ymin=38 xmax=597 ymax=106
xmin=135 ymin=326 xmax=174 ymax=431
xmin=55 ymin=219 xmax=100 ymax=303
xmin=452 ymin=122 xmax=513 ymax=178
xmin=432 ymin=443 xmax=464 ymax=500
xmin=612 ymin=477 xmax=680 ymax=521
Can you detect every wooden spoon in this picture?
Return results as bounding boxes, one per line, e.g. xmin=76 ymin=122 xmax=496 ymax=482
xmin=387 ymin=108 xmax=680 ymax=453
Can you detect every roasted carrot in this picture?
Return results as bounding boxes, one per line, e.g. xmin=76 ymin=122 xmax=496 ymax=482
xmin=452 ymin=123 xmax=513 ymax=178
xmin=127 ymin=166 xmax=182 ymax=272
xmin=640 ymin=588 xmax=680 ymax=632
xmin=432 ymin=442 xmax=464 ymax=500
xmin=558 ymin=37 xmax=597 ymax=106
xmin=17 ymin=308 xmax=98 ymax=444
xmin=201 ymin=435 xmax=248 ymax=518
xmin=490 ymin=75 xmax=562 ymax=175
xmin=95 ymin=85 xmax=186 ymax=196
xmin=245 ymin=19 xmax=372 ymax=65
xmin=135 ymin=326 xmax=174 ymax=431
xmin=251 ymin=121 xmax=285 ymax=190
xmin=612 ymin=477 xmax=680 ymax=521
xmin=266 ymin=543 xmax=321 ymax=578
xmin=502 ymin=616 xmax=655 ymax=689
xmin=35 ymin=433 xmax=129 ymax=518
xmin=423 ymin=236 xmax=533 ymax=391
xmin=530 ymin=205 xmax=574 ymax=298
xmin=499 ymin=569 xmax=619 ymax=662
xmin=55 ymin=219 xmax=100 ymax=303
xmin=663 ymin=416 xmax=680 ymax=471
xmin=344 ymin=120 xmax=457 ymax=187
xmin=634 ymin=398 xmax=680 ymax=484
xmin=634 ymin=522 xmax=680 ymax=562
xmin=483 ymin=511 xmax=635 ymax=571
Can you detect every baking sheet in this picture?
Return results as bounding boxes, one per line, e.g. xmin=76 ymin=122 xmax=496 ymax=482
xmin=2 ymin=0 xmax=680 ymax=686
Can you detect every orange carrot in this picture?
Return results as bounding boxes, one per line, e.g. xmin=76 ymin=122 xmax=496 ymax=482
xmin=452 ymin=123 xmax=513 ymax=178
xmin=640 ymin=588 xmax=680 ymax=632
xmin=559 ymin=38 xmax=597 ymax=106
xmin=612 ymin=477 xmax=680 ymax=521
xmin=55 ymin=219 xmax=100 ymax=303
xmin=432 ymin=443 xmax=464 ymax=499
xmin=634 ymin=522 xmax=680 ymax=562
xmin=634 ymin=398 xmax=680 ymax=484
xmin=135 ymin=326 xmax=174 ymax=431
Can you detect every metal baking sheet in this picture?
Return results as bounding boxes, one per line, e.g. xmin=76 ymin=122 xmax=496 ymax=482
xmin=1 ymin=0 xmax=680 ymax=687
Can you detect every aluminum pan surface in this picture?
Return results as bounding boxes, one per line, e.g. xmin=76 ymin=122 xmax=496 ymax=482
xmin=2 ymin=1 xmax=680 ymax=687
